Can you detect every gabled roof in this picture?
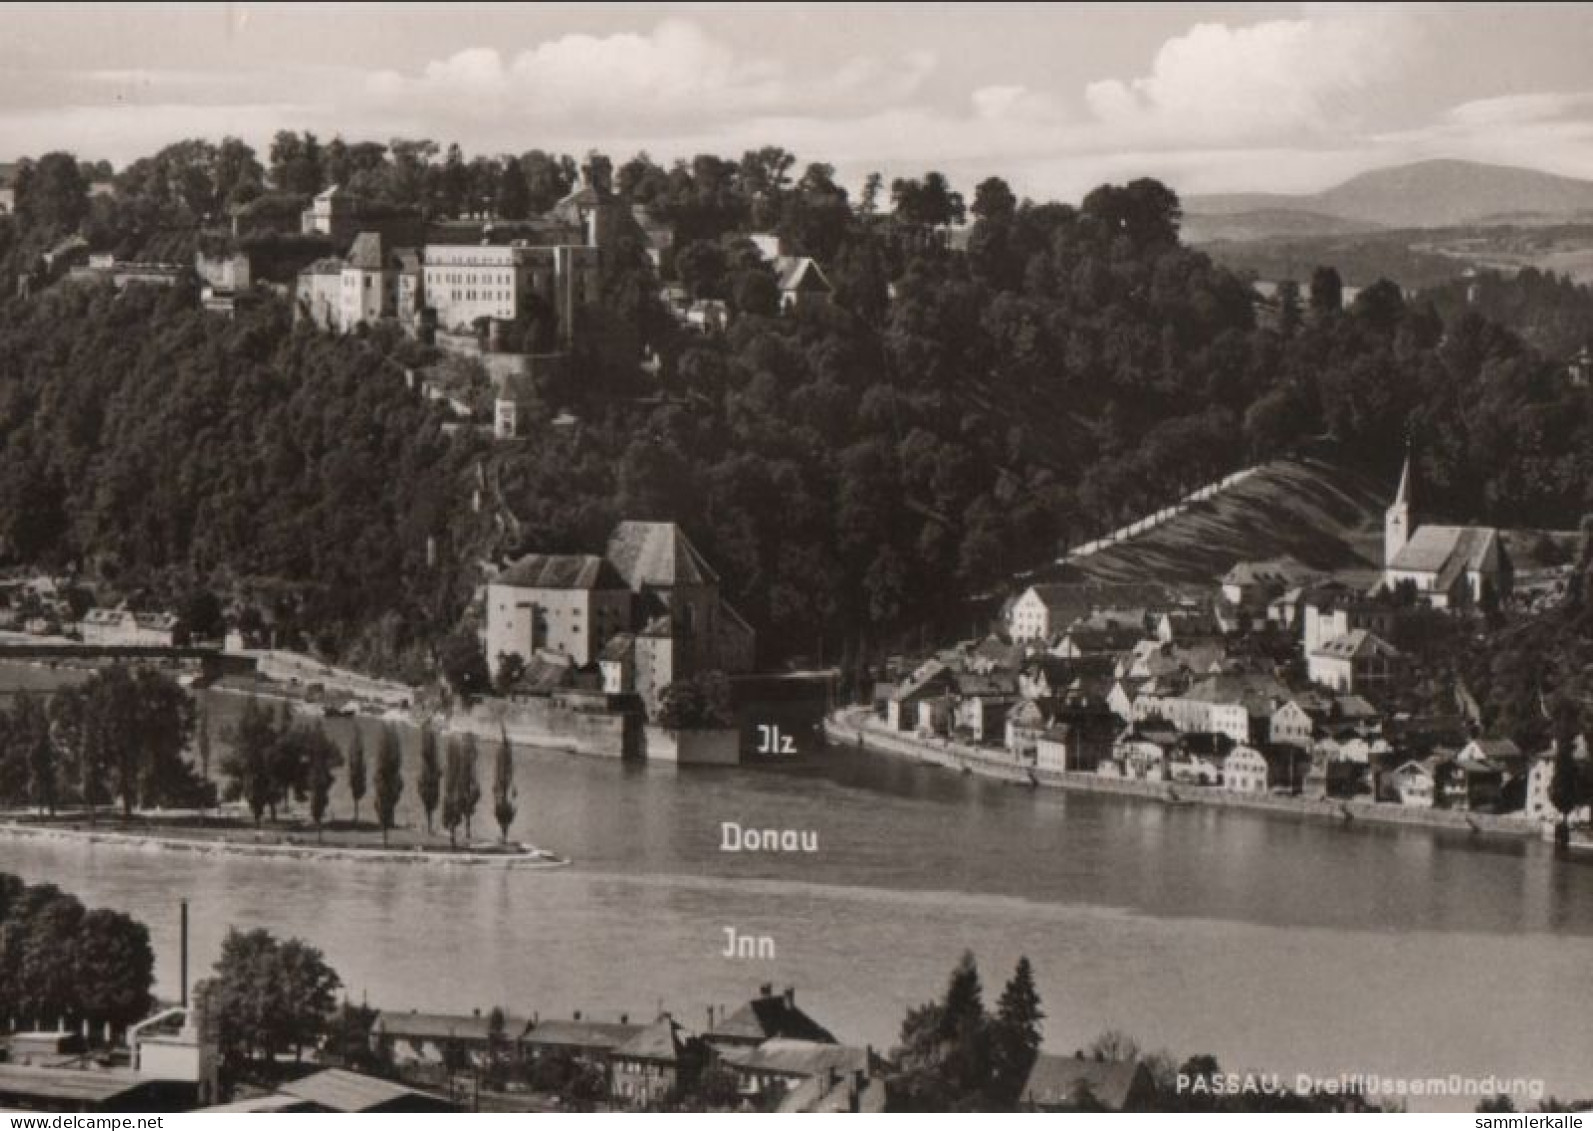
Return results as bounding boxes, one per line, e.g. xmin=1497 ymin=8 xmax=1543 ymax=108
xmin=1391 ymin=758 xmax=1435 ymax=781
xmin=772 ymin=255 xmax=834 ymax=294
xmin=1465 ymin=738 xmax=1521 ymax=760
xmin=1021 ymin=1055 xmax=1152 ymax=1111
xmin=1312 ymin=629 xmax=1399 ymax=661
xmin=954 ymin=670 xmax=1018 ymax=698
xmin=893 ymin=660 xmax=955 ymax=702
xmin=1020 ymin=583 xmax=1173 ymax=622
xmin=1390 ymin=525 xmax=1504 ymax=577
xmin=719 ymin=1040 xmax=865 ymax=1078
xmin=1059 ymin=624 xmax=1144 ymax=653
xmin=493 ymin=553 xmax=626 ymax=590
xmin=374 ymin=1010 xmax=522 ymax=1042
xmin=1334 ymin=694 xmax=1381 ymax=719
xmin=1223 ymin=556 xmax=1321 ymax=589
xmin=612 ymin=1016 xmax=690 ymax=1063
xmin=1182 ymin=672 xmax=1289 ymax=709
xmin=711 ymin=989 xmax=838 ymax=1045
xmin=0 ymin=1064 xmax=153 ymax=1104
xmin=346 ymin=231 xmax=387 ymax=271
xmin=606 ymin=521 xmax=719 ymax=588
xmin=278 ymin=1068 xmax=454 ymax=1113
xmin=777 ymin=1070 xmax=887 ymax=1113
xmin=521 ymin=1018 xmax=644 ymax=1051
xmin=599 ymin=632 xmax=636 ymax=662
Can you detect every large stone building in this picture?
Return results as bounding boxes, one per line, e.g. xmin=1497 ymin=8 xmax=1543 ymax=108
xmin=482 ymin=554 xmax=633 ymax=669
xmin=482 ymin=521 xmax=755 ymax=711
xmin=293 ymin=174 xmax=645 ymax=346
xmin=420 ymin=241 xmax=600 ymax=343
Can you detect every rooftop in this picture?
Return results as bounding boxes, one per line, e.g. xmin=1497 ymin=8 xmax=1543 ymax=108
xmin=606 ymin=521 xmax=719 ymax=589
xmin=719 ymin=1039 xmax=866 ymax=1078
xmin=493 ymin=553 xmax=626 ymax=591
xmin=277 ymin=1068 xmax=454 ymax=1113
xmin=1021 ymin=1054 xmax=1150 ymax=1111
xmin=711 ymin=988 xmax=838 ymax=1045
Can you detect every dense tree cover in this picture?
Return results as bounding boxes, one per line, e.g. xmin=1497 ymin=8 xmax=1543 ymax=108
xmin=536 ymin=166 xmax=1593 ymax=669
xmin=1423 ymin=266 xmax=1593 ymax=360
xmin=1203 ymin=229 xmax=1468 ymax=292
xmin=200 ymin=926 xmax=341 ymax=1080
xmin=219 ymin=697 xmax=343 ymax=826
xmin=654 ymin=672 xmax=734 ymax=730
xmin=5 ymin=136 xmax=1593 ymax=680
xmin=890 ymin=950 xmax=1043 ymax=1111
xmin=1464 ymin=520 xmax=1593 ymax=768
xmin=0 ymin=284 xmax=488 ymax=674
xmin=0 ymin=665 xmax=203 ymax=817
xmin=884 ymin=951 xmax=1371 ymax=1112
xmin=0 ymin=872 xmax=153 ymax=1033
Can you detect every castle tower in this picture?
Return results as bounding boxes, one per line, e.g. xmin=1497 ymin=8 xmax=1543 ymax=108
xmin=1385 ymin=448 xmax=1413 ymax=569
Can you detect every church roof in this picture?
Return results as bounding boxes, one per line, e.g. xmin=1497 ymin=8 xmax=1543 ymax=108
xmin=1389 ymin=525 xmax=1503 ymax=577
xmin=606 ymin=522 xmax=719 ymax=588
xmin=1393 ymin=451 xmax=1413 ymax=509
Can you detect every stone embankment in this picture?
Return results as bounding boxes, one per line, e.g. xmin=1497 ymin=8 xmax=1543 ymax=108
xmin=824 ymin=710 xmax=1541 ymax=841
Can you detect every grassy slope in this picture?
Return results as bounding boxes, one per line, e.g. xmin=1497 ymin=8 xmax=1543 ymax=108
xmin=1040 ymin=455 xmax=1390 ymax=591
xmin=1024 ymin=453 xmax=1578 ymax=596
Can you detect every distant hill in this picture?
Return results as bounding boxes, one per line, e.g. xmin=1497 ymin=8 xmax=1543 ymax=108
xmin=1186 ymin=159 xmax=1593 ymax=238
xmin=1180 ymin=208 xmax=1383 ymax=244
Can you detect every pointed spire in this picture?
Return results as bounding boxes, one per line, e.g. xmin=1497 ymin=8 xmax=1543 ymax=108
xmin=1394 ymin=441 xmax=1413 ymax=509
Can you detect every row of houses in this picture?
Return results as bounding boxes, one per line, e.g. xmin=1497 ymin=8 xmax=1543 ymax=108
xmin=367 ymin=984 xmax=1165 ymax=1113
xmin=882 ymin=495 xmax=1571 ymax=823
xmin=370 ymin=984 xmax=883 ymax=1112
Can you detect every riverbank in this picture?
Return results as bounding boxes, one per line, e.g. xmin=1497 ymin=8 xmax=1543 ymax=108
xmin=0 ymin=817 xmax=569 ymax=869
xmin=825 ymin=709 xmax=1544 ymax=842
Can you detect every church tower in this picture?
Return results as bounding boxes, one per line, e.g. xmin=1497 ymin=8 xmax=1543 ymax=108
xmin=1385 ymin=448 xmax=1413 ymax=568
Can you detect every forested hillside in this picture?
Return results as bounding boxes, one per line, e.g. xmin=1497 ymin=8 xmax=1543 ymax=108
xmin=2 ymin=136 xmax=1593 ymax=678
xmin=0 ymin=283 xmax=488 ymax=673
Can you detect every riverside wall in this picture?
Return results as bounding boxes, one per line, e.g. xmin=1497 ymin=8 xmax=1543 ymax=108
xmin=448 ymin=696 xmax=633 ymax=759
xmin=825 ymin=713 xmax=1541 ymax=840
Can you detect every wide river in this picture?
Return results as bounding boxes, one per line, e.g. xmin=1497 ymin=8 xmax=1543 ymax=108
xmin=3 ymin=665 xmax=1591 ymax=1110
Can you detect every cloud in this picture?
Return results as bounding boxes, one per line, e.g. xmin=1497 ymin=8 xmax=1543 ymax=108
xmin=1444 ymin=91 xmax=1593 ymax=129
xmin=361 ymin=20 xmax=936 ymax=132
xmin=4 ymin=7 xmax=1593 ymax=207
xmin=1369 ymin=89 xmax=1593 ymax=181
xmin=1082 ymin=6 xmax=1423 ymax=146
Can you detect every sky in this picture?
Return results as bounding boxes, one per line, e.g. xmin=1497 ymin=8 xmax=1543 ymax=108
xmin=3 ymin=2 xmax=1593 ymax=202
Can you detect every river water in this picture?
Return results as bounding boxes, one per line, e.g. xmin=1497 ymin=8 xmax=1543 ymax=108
xmin=3 ymin=666 xmax=1591 ymax=1110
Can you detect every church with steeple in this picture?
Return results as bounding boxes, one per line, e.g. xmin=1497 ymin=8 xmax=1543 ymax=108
xmin=1382 ymin=449 xmax=1512 ymax=609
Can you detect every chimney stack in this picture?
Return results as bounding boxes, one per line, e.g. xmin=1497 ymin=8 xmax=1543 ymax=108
xmin=783 ymin=986 xmax=795 ymax=1008
xmin=179 ymin=901 xmax=189 ymax=1010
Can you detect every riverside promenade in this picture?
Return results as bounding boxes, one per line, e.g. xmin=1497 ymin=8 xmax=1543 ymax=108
xmin=824 ymin=707 xmax=1543 ymax=842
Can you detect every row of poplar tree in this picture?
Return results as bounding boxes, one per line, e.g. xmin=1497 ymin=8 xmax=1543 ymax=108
xmin=218 ymin=698 xmax=518 ymax=848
